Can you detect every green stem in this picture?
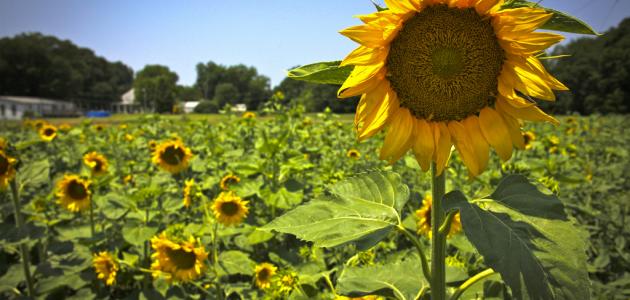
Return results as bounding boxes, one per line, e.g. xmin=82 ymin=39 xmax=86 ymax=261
xmin=9 ymin=179 xmax=36 ymax=297
xmin=450 ymin=268 xmax=495 ymax=300
xmin=211 ymin=223 xmax=223 ymax=300
xmin=398 ymin=226 xmax=432 ymax=283
xmin=89 ymin=195 xmax=95 ymax=238
xmin=438 ymin=211 xmax=457 ymax=236
xmin=430 ymin=162 xmax=446 ymax=300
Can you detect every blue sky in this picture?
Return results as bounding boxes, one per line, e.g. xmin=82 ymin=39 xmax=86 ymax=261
xmin=1 ymin=0 xmax=629 ymax=87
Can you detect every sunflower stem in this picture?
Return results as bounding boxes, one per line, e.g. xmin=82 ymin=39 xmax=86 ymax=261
xmin=430 ymin=162 xmax=446 ymax=300
xmin=9 ymin=179 xmax=36 ymax=297
xmin=211 ymin=223 xmax=224 ymax=300
xmin=450 ymin=268 xmax=495 ymax=300
xmin=89 ymin=194 xmax=95 ymax=238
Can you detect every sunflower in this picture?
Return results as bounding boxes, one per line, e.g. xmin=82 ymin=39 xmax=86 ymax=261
xmin=346 ymin=149 xmax=361 ymax=160
xmin=59 ymin=123 xmax=72 ymax=131
xmin=39 ymin=124 xmax=58 ymax=142
xmin=93 ymin=251 xmax=119 ymax=286
xmin=339 ymin=0 xmax=565 ymax=176
xmin=0 ymin=137 xmax=7 ymax=150
xmin=83 ymin=152 xmax=109 ymax=176
xmin=55 ymin=175 xmax=91 ymax=212
xmin=212 ymin=191 xmax=249 ymax=226
xmin=254 ymin=262 xmax=277 ymax=289
xmin=276 ymin=271 xmax=300 ymax=295
xmin=415 ymin=194 xmax=461 ymax=238
xmin=33 ymin=119 xmax=47 ymax=129
xmin=0 ymin=151 xmax=17 ymax=189
xmin=523 ymin=131 xmax=536 ymax=149
xmin=183 ymin=178 xmax=196 ymax=208
xmin=220 ymin=174 xmax=241 ymax=190
xmin=148 ymin=140 xmax=158 ymax=152
xmin=150 ymin=232 xmax=208 ymax=283
xmin=152 ymin=140 xmax=193 ymax=174
xmin=242 ymin=112 xmax=257 ymax=119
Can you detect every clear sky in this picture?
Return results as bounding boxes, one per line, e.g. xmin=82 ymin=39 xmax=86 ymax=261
xmin=1 ymin=0 xmax=628 ymax=87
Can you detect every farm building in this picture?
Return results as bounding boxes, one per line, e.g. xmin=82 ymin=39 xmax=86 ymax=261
xmin=111 ymin=89 xmax=142 ymax=114
xmin=0 ymin=96 xmax=78 ymax=120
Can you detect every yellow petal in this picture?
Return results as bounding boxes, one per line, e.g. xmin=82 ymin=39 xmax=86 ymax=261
xmin=338 ymin=64 xmax=385 ymax=98
xmin=380 ymin=107 xmax=414 ymax=163
xmin=412 ymin=118 xmax=435 ymax=172
xmin=476 ymin=0 xmax=502 ymax=15
xmin=479 ymin=107 xmax=512 ymax=161
xmin=341 ymin=46 xmax=389 ymax=67
xmin=496 ymin=96 xmax=559 ymax=125
xmin=433 ymin=122 xmax=452 ymax=176
xmin=462 ymin=116 xmax=490 ymax=174
xmin=384 ymin=0 xmax=417 ymax=14
xmin=448 ymin=121 xmax=480 ymax=176
xmin=339 ymin=24 xmax=387 ymax=48
xmin=357 ymin=81 xmax=399 ymax=140
xmin=500 ymin=111 xmax=525 ymax=150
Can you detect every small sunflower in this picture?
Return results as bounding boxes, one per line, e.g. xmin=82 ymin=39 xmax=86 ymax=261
xmin=56 ymin=174 xmax=91 ymax=212
xmin=347 ymin=149 xmax=361 ymax=160
xmin=220 ymin=174 xmax=241 ymax=190
xmin=83 ymin=152 xmax=109 ymax=176
xmin=275 ymin=271 xmax=299 ymax=295
xmin=523 ymin=131 xmax=536 ymax=150
xmin=212 ymin=191 xmax=249 ymax=226
xmin=39 ymin=124 xmax=58 ymax=142
xmin=340 ymin=0 xmax=566 ymax=177
xmin=183 ymin=179 xmax=196 ymax=208
xmin=242 ymin=112 xmax=257 ymax=119
xmin=148 ymin=140 xmax=158 ymax=152
xmin=152 ymin=140 xmax=193 ymax=174
xmin=415 ymin=195 xmax=461 ymax=238
xmin=254 ymin=262 xmax=277 ymax=289
xmin=0 ymin=151 xmax=17 ymax=189
xmin=59 ymin=123 xmax=72 ymax=131
xmin=33 ymin=119 xmax=47 ymax=129
xmin=124 ymin=134 xmax=135 ymax=142
xmin=94 ymin=124 xmax=105 ymax=132
xmin=122 ymin=175 xmax=134 ymax=185
xmin=93 ymin=251 xmax=119 ymax=286
xmin=150 ymin=232 xmax=208 ymax=283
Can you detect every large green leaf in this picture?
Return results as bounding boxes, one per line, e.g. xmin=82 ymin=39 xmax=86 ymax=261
xmin=218 ymin=250 xmax=255 ymax=276
xmin=18 ymin=159 xmax=49 ymax=190
xmin=444 ymin=175 xmax=590 ymax=300
xmin=287 ymin=61 xmax=353 ymax=85
xmin=262 ymin=171 xmax=409 ymax=250
xmin=122 ymin=224 xmax=159 ymax=247
xmin=503 ymin=0 xmax=598 ymax=35
xmin=336 ymin=253 xmax=428 ymax=300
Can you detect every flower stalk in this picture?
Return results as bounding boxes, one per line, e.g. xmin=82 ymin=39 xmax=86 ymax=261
xmin=430 ymin=162 xmax=447 ymax=300
xmin=9 ymin=179 xmax=36 ymax=297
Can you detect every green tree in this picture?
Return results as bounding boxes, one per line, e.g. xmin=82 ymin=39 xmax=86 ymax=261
xmin=133 ymin=65 xmax=179 ymax=113
xmin=275 ymin=77 xmax=358 ymax=113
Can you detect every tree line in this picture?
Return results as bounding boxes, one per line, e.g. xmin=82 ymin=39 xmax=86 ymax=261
xmin=2 ymin=18 xmax=629 ymax=114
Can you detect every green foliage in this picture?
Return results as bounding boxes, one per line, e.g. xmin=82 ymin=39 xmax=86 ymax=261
xmin=287 ymin=61 xmax=353 ymax=85
xmin=133 ymin=65 xmax=179 ymax=113
xmin=444 ymin=175 xmax=590 ymax=300
xmin=0 ymin=33 xmax=132 ymax=103
xmin=263 ymin=171 xmax=409 ymax=250
xmin=193 ymin=99 xmax=220 ymax=113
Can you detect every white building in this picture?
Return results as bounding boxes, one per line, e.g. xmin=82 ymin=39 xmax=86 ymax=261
xmin=111 ymin=89 xmax=141 ymax=114
xmin=0 ymin=96 xmax=77 ymax=120
xmin=183 ymin=101 xmax=200 ymax=114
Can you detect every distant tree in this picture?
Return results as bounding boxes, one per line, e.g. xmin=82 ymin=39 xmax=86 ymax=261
xmin=176 ymin=85 xmax=202 ymax=102
xmin=274 ymin=77 xmax=358 ymax=113
xmin=194 ymin=99 xmax=220 ymax=114
xmin=194 ymin=61 xmax=272 ymax=109
xmin=0 ymin=33 xmax=133 ymax=103
xmin=133 ymin=65 xmax=179 ymax=113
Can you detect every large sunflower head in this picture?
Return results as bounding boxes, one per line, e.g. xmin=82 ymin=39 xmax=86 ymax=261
xmin=83 ymin=152 xmax=109 ymax=176
xmin=152 ymin=140 xmax=193 ymax=174
xmin=55 ymin=174 xmax=92 ymax=212
xmin=93 ymin=251 xmax=119 ymax=286
xmin=220 ymin=174 xmax=241 ymax=190
xmin=254 ymin=262 xmax=277 ymax=289
xmin=212 ymin=191 xmax=249 ymax=226
xmin=150 ymin=232 xmax=208 ymax=283
xmin=39 ymin=124 xmax=58 ymax=142
xmin=415 ymin=194 xmax=461 ymax=238
xmin=0 ymin=150 xmax=17 ymax=189
xmin=340 ymin=0 xmax=566 ymax=176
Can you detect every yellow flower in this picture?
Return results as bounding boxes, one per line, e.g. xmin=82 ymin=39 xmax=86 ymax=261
xmin=523 ymin=131 xmax=536 ymax=150
xmin=254 ymin=262 xmax=277 ymax=289
xmin=339 ymin=0 xmax=565 ymax=177
xmin=346 ymin=149 xmax=361 ymax=160
xmin=93 ymin=251 xmax=118 ymax=286
xmin=83 ymin=152 xmax=109 ymax=176
xmin=183 ymin=179 xmax=195 ymax=208
xmin=55 ymin=175 xmax=91 ymax=212
xmin=148 ymin=140 xmax=158 ymax=152
xmin=150 ymin=232 xmax=208 ymax=283
xmin=242 ymin=112 xmax=257 ymax=119
xmin=336 ymin=296 xmax=383 ymax=300
xmin=0 ymin=151 xmax=17 ymax=189
xmin=59 ymin=123 xmax=72 ymax=131
xmin=415 ymin=194 xmax=461 ymax=238
xmin=276 ymin=271 xmax=299 ymax=295
xmin=547 ymin=135 xmax=560 ymax=146
xmin=152 ymin=140 xmax=193 ymax=174
xmin=39 ymin=124 xmax=58 ymax=142
xmin=220 ymin=174 xmax=241 ymax=190
xmin=0 ymin=137 xmax=7 ymax=150
xmin=123 ymin=175 xmax=133 ymax=185
xmin=33 ymin=119 xmax=47 ymax=129
xmin=212 ymin=191 xmax=249 ymax=226
xmin=119 ymin=124 xmax=128 ymax=130
xmin=94 ymin=124 xmax=105 ymax=132
xmin=124 ymin=134 xmax=135 ymax=142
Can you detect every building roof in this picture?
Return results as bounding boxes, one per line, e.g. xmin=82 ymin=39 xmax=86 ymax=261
xmin=121 ymin=89 xmax=135 ymax=105
xmin=184 ymin=101 xmax=200 ymax=108
xmin=0 ymin=96 xmax=73 ymax=105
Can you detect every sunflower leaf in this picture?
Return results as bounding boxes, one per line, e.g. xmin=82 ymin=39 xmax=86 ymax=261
xmin=287 ymin=61 xmax=353 ymax=85
xmin=262 ymin=171 xmax=409 ymax=250
xmin=503 ymin=1 xmax=598 ymax=35
xmin=336 ymin=252 xmax=428 ymax=300
xmin=444 ymin=175 xmax=590 ymax=300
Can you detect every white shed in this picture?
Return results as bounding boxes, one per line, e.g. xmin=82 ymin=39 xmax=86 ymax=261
xmin=183 ymin=101 xmax=200 ymax=114
xmin=0 ymin=96 xmax=77 ymax=120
